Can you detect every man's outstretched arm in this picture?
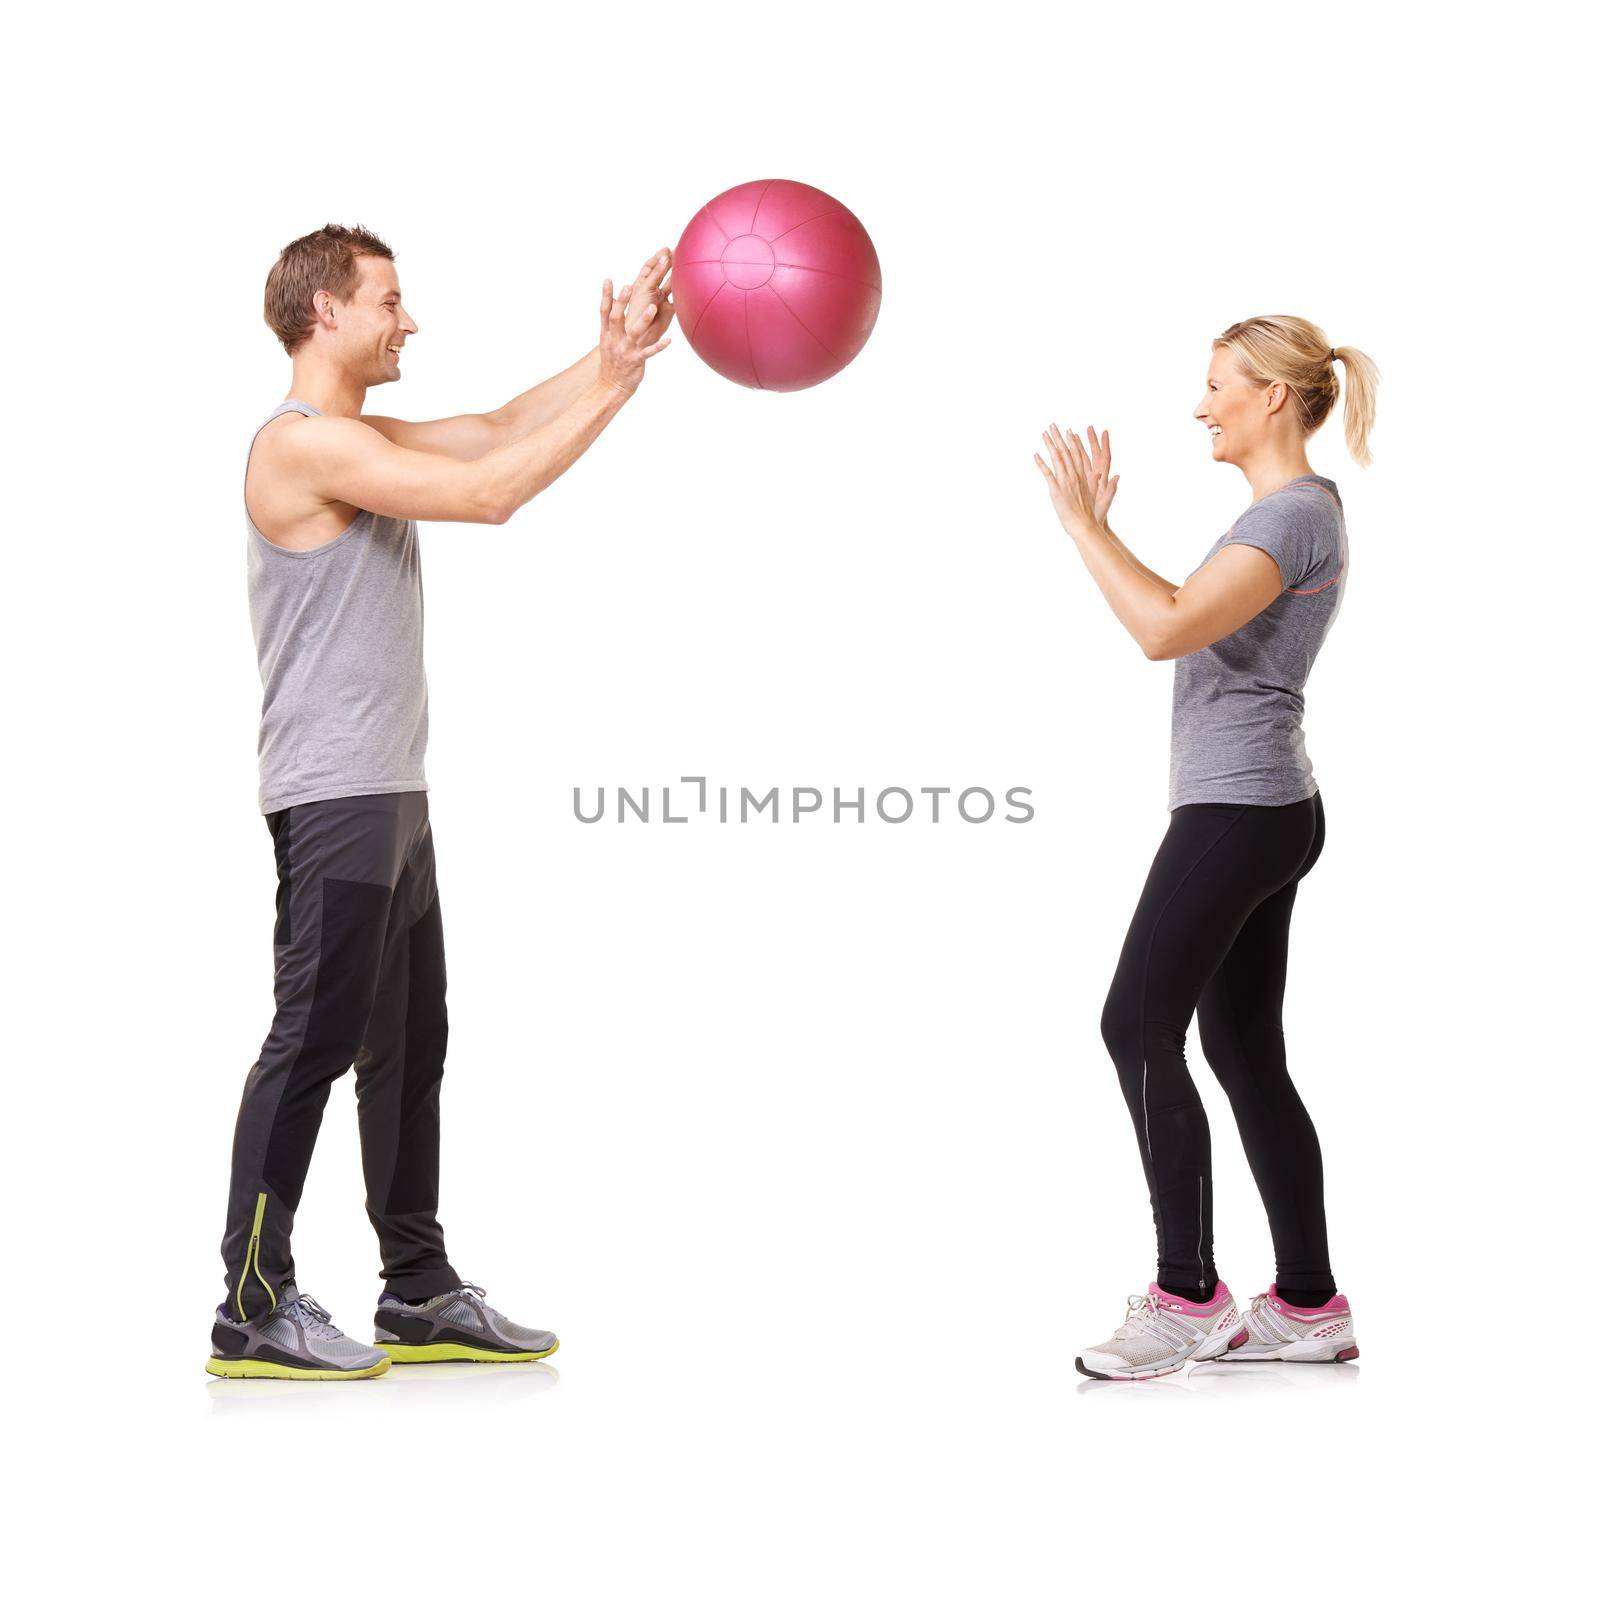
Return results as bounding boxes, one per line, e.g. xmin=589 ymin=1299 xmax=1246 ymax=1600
xmin=366 ymin=249 xmax=673 ymax=461
xmin=284 ymin=279 xmax=669 ymax=526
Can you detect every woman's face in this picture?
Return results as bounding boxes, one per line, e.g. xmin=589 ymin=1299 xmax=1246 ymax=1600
xmin=1193 ymin=347 xmax=1265 ymax=465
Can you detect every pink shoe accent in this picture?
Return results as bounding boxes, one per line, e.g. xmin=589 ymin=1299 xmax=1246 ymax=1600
xmin=1334 ymin=1345 xmax=1360 ymax=1362
xmin=1150 ymin=1281 xmax=1232 ymax=1317
xmin=1266 ymin=1283 xmax=1351 ymax=1321
xmin=1227 ymin=1328 xmax=1249 ymax=1350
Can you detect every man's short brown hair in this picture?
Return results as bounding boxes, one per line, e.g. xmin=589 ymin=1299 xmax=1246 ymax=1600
xmin=264 ymin=224 xmax=395 ymax=354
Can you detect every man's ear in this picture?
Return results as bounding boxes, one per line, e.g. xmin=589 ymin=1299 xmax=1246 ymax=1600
xmin=312 ymin=288 xmax=338 ymax=332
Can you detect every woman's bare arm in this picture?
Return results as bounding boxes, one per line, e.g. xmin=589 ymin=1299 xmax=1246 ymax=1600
xmin=1035 ymin=424 xmax=1280 ymax=659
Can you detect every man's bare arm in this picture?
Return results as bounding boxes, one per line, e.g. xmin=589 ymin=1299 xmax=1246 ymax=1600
xmin=364 ymin=348 xmax=602 ymax=461
xmin=285 ymin=279 xmax=669 ymax=526
xmin=365 ymin=250 xmax=673 ymax=462
xmin=284 ymin=387 xmax=624 ymax=524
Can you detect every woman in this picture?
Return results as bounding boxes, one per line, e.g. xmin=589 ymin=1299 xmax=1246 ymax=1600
xmin=1034 ymin=316 xmax=1378 ymax=1380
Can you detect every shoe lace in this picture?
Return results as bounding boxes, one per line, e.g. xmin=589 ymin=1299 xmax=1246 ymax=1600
xmin=279 ymin=1294 xmax=341 ymax=1340
xmin=451 ymin=1282 xmax=514 ymax=1333
xmin=1113 ymin=1291 xmax=1162 ymax=1339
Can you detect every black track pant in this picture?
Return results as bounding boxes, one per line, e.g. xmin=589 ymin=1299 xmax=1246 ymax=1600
xmin=220 ymin=791 xmax=460 ymax=1320
xmin=1100 ymin=793 xmax=1334 ymax=1303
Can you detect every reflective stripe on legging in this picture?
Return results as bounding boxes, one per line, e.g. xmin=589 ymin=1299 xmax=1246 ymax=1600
xmin=234 ymin=1191 xmax=276 ymax=1322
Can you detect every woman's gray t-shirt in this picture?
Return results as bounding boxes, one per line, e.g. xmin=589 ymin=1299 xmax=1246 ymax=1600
xmin=1168 ymin=475 xmax=1347 ymax=810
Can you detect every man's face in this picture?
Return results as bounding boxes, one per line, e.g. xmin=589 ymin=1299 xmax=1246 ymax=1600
xmin=328 ymin=255 xmax=417 ymax=386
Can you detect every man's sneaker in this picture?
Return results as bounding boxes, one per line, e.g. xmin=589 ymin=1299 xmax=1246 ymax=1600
xmin=1220 ymin=1285 xmax=1359 ymax=1363
xmin=373 ymin=1283 xmax=559 ymax=1363
xmin=1075 ymin=1282 xmax=1246 ymax=1380
xmin=206 ymin=1286 xmax=390 ymax=1380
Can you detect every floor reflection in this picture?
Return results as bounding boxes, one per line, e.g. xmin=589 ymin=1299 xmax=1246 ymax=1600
xmin=1187 ymin=1359 xmax=1359 ymax=1391
xmin=207 ymin=1360 xmax=560 ymax=1414
xmin=1077 ymin=1359 xmax=1359 ymax=1399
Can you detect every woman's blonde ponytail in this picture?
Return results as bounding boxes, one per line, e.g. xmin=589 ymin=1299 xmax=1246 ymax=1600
xmin=1330 ymin=344 xmax=1381 ymax=466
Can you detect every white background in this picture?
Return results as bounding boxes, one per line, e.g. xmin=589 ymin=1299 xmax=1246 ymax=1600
xmin=7 ymin=0 xmax=1590 ymax=1591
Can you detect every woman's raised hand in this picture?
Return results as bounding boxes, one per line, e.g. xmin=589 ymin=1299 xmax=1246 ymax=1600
xmin=1035 ymin=423 xmax=1120 ymax=538
xmin=1086 ymin=426 xmax=1120 ymax=524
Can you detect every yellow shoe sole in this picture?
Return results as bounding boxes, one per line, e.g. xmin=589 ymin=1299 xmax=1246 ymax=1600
xmin=374 ymin=1338 xmax=559 ymax=1364
xmin=205 ymin=1354 xmax=391 ymax=1380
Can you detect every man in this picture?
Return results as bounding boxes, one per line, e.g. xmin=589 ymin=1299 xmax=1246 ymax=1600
xmin=209 ymin=223 xmax=672 ymax=1379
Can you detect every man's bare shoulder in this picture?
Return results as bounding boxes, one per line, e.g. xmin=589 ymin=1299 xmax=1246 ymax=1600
xmin=255 ymin=410 xmax=380 ymax=465
xmin=248 ymin=413 xmax=374 ymax=548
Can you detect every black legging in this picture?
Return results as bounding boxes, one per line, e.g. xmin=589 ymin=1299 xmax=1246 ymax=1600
xmin=1100 ymin=793 xmax=1334 ymax=1305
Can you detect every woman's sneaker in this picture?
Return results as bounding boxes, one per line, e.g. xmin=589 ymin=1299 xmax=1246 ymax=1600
xmin=206 ymin=1286 xmax=391 ymax=1379
xmin=373 ymin=1283 xmax=559 ymax=1363
xmin=1076 ymin=1282 xmax=1246 ymax=1380
xmin=1220 ymin=1285 xmax=1359 ymax=1362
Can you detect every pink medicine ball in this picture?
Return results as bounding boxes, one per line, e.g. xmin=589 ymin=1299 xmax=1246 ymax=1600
xmin=672 ymin=179 xmax=882 ymax=392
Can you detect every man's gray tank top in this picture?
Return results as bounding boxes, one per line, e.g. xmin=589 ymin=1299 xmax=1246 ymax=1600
xmin=1168 ymin=475 xmax=1347 ymax=810
xmin=246 ymin=400 xmax=429 ymax=814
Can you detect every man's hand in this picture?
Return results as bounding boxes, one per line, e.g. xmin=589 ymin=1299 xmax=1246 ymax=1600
xmin=623 ymin=247 xmax=675 ymax=344
xmin=598 ymin=272 xmax=672 ymax=395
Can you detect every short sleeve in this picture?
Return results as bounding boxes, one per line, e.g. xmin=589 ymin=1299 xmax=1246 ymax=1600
xmin=1224 ymin=489 xmax=1340 ymax=593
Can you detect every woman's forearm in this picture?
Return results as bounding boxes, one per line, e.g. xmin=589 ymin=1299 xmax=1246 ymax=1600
xmin=1103 ymin=527 xmax=1178 ymax=595
xmin=1070 ymin=522 xmax=1181 ymax=657
xmin=1037 ymin=422 xmax=1281 ymax=662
